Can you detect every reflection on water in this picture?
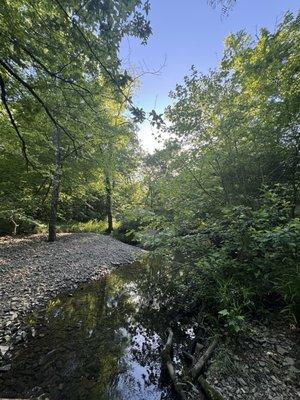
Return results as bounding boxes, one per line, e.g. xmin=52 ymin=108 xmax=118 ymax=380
xmin=0 ymin=263 xmax=174 ymax=400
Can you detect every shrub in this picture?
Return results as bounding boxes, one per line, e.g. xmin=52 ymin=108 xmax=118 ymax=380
xmin=59 ymin=219 xmax=109 ymax=234
xmin=113 ymin=208 xmax=156 ymax=245
xmin=0 ymin=209 xmax=46 ymax=236
xmin=139 ymin=189 xmax=300 ymax=331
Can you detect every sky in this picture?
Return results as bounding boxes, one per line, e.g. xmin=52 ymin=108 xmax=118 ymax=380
xmin=119 ymin=0 xmax=299 ymax=152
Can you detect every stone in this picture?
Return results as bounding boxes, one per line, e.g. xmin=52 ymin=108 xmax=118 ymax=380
xmin=0 ymin=345 xmax=9 ymax=356
xmin=10 ymin=312 xmax=18 ymax=320
xmin=237 ymin=377 xmax=247 ymax=386
xmin=276 ymin=345 xmax=288 ymax=355
xmin=259 ymin=361 xmax=266 ymax=367
xmin=283 ymin=357 xmax=295 ymax=366
xmin=0 ymin=363 xmax=11 ymax=372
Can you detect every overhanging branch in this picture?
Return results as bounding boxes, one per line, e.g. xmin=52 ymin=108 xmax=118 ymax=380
xmin=0 ymin=59 xmax=78 ymax=152
xmin=0 ymin=72 xmax=33 ymax=169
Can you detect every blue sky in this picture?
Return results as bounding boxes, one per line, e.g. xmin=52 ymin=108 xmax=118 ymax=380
xmin=120 ymin=0 xmax=299 ymax=151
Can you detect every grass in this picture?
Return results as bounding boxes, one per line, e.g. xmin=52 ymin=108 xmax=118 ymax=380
xmin=18 ymin=219 xmax=121 ymax=236
xmin=58 ymin=219 xmax=120 ymax=234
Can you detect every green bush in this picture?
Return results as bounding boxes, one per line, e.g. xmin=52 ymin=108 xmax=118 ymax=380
xmin=59 ymin=219 xmax=109 ymax=234
xmin=0 ymin=209 xmax=46 ymax=236
xmin=140 ymin=190 xmax=300 ymax=331
xmin=113 ymin=208 xmax=156 ymax=245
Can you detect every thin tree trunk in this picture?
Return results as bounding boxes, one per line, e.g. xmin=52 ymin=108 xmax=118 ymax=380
xmin=48 ymin=128 xmax=62 ymax=242
xmin=105 ymin=174 xmax=113 ymax=234
xmin=10 ymin=217 xmax=19 ymax=236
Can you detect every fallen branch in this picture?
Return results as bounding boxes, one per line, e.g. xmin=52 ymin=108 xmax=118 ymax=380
xmin=190 ymin=336 xmax=219 ymax=379
xmin=161 ymin=328 xmax=187 ymax=400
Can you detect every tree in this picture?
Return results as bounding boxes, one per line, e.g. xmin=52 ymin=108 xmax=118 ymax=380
xmin=164 ymin=12 xmax=299 ymax=212
xmin=0 ymin=0 xmax=152 ymax=241
xmin=136 ymin=12 xmax=300 ymax=332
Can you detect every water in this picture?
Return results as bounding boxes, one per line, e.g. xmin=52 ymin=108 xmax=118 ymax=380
xmin=0 ymin=263 xmax=175 ymax=400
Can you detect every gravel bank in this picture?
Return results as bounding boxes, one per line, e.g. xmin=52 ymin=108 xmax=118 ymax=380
xmin=0 ymin=233 xmax=143 ymax=350
xmin=207 ymin=323 xmax=300 ymax=400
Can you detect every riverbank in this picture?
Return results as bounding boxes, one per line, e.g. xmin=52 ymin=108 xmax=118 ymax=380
xmin=206 ymin=322 xmax=299 ymax=400
xmin=0 ymin=233 xmax=143 ymax=353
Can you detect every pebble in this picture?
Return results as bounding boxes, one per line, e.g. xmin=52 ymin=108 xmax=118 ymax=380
xmin=283 ymin=357 xmax=295 ymax=366
xmin=0 ymin=345 xmax=9 ymax=356
xmin=276 ymin=345 xmax=288 ymax=355
xmin=206 ymin=323 xmax=299 ymax=400
xmin=0 ymin=233 xmax=142 ymax=351
xmin=0 ymin=364 xmax=11 ymax=372
xmin=237 ymin=377 xmax=247 ymax=386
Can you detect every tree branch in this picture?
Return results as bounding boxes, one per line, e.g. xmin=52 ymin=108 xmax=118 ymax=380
xmin=53 ymin=0 xmax=133 ymax=105
xmin=0 ymin=72 xmax=33 ymax=169
xmin=0 ymin=59 xmax=77 ymax=150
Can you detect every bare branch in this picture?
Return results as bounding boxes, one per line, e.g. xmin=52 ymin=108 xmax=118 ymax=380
xmin=190 ymin=336 xmax=219 ymax=379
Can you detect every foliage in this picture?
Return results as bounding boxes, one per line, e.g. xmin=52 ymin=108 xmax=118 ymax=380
xmin=113 ymin=207 xmax=155 ymax=244
xmin=138 ymin=190 xmax=299 ymax=331
xmin=0 ymin=0 xmax=150 ymax=237
xmin=58 ymin=219 xmax=109 ymax=234
xmin=136 ymin=12 xmax=300 ymax=329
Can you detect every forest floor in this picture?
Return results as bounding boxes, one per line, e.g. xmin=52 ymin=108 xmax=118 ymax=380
xmin=0 ymin=233 xmax=143 ymax=349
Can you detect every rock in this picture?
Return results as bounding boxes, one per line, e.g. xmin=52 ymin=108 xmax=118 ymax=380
xmin=0 ymin=345 xmax=9 ymax=356
xmin=283 ymin=357 xmax=295 ymax=366
xmin=259 ymin=361 xmax=266 ymax=367
xmin=237 ymin=377 xmax=247 ymax=386
xmin=0 ymin=363 xmax=11 ymax=372
xmin=10 ymin=312 xmax=18 ymax=320
xmin=276 ymin=345 xmax=288 ymax=355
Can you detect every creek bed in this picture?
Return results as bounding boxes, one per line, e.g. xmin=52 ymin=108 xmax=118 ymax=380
xmin=0 ymin=263 xmax=175 ymax=400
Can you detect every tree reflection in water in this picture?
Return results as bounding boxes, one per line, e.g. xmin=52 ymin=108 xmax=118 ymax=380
xmin=0 ymin=263 xmax=175 ymax=400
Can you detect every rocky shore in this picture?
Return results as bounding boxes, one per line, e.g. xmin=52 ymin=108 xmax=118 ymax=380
xmin=0 ymin=233 xmax=143 ymax=370
xmin=206 ymin=323 xmax=300 ymax=400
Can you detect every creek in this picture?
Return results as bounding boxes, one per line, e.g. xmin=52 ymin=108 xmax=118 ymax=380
xmin=0 ymin=262 xmax=178 ymax=400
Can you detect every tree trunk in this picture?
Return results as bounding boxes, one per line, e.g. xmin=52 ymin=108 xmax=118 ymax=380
xmin=105 ymin=174 xmax=113 ymax=234
xmin=48 ymin=128 xmax=62 ymax=242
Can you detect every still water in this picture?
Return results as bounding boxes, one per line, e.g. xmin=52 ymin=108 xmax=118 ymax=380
xmin=0 ymin=263 xmax=175 ymax=400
